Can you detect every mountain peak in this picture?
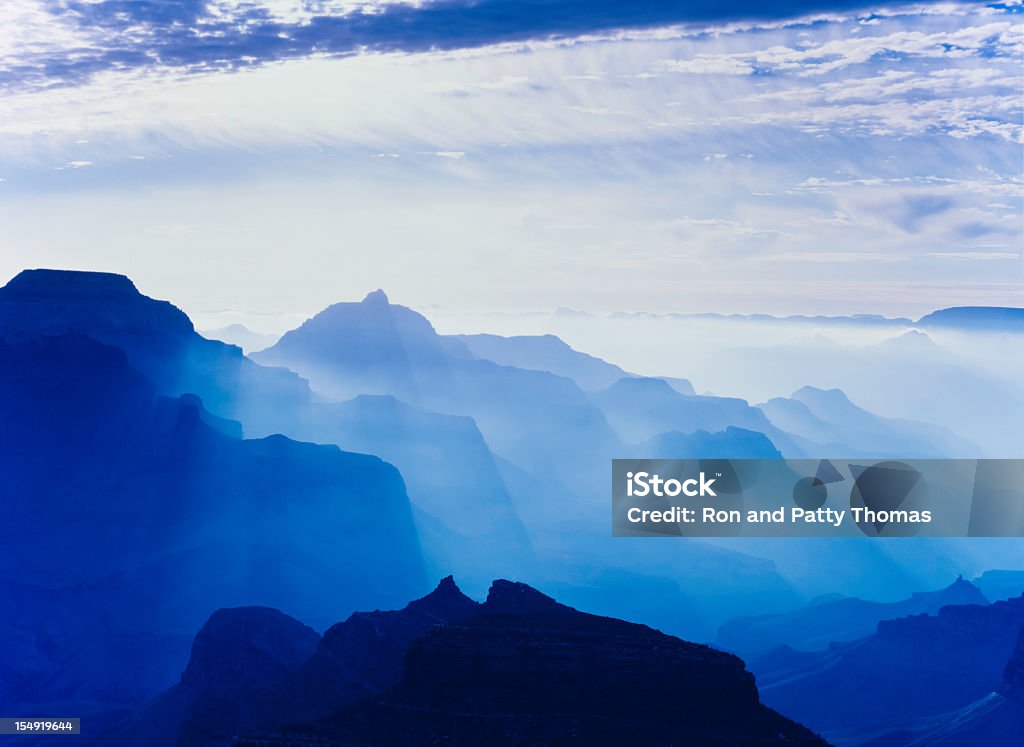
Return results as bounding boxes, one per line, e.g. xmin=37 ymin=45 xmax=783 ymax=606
xmin=484 ymin=579 xmax=567 ymax=615
xmin=407 ymin=576 xmax=480 ymax=620
xmin=923 ymin=575 xmax=987 ymax=605
xmin=181 ymin=606 xmax=320 ymax=690
xmin=0 ymin=268 xmax=195 ymax=336
xmin=362 ymin=288 xmax=390 ymax=305
xmin=4 ymin=269 xmax=139 ymax=298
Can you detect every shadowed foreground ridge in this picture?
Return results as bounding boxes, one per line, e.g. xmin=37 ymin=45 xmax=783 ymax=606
xmin=235 ymin=579 xmax=829 ymax=746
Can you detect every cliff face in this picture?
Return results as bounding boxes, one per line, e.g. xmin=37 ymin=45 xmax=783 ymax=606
xmin=92 ymin=578 xmax=482 ymax=747
xmin=275 ymin=575 xmax=482 ymax=722
xmin=719 ymin=576 xmax=990 ymax=654
xmin=0 ymin=269 xmax=312 ymax=437
xmin=0 ymin=269 xmax=194 ymax=336
xmin=181 ymin=607 xmax=320 ymax=691
xmin=245 ymin=580 xmax=829 ymax=747
xmin=254 ymin=290 xmax=621 ymax=479
xmin=0 ymin=331 xmax=425 ymax=709
xmin=404 ymin=579 xmax=760 ymax=717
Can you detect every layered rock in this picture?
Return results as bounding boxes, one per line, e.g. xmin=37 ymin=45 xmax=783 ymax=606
xmin=248 ymin=580 xmax=829 ymax=746
xmin=0 ymin=269 xmax=311 ymax=437
xmin=0 ymin=330 xmax=424 ymax=709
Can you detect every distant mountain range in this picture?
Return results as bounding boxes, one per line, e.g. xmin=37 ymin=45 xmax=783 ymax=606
xmin=608 ymin=305 xmax=1023 ymax=331
xmin=717 ymin=576 xmax=988 ymax=654
xmin=449 ymin=332 xmax=634 ymax=391
xmin=703 ymin=329 xmax=1024 ymax=456
xmin=754 ymin=593 xmax=1024 ymax=742
xmin=97 ymin=578 xmax=830 ymax=747
xmin=759 ymin=386 xmax=975 ymax=458
xmin=200 ymin=323 xmax=280 ymax=353
xmin=916 ymin=306 xmax=1024 ymax=332
xmin=883 ymin=625 xmax=1024 ymax=746
xmin=3 ymin=268 xmax=1020 ymax=744
xmin=253 ymin=289 xmax=622 ymax=483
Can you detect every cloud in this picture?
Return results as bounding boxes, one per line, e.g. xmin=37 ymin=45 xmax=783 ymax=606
xmin=0 ymin=0 xmax=1019 ymax=319
xmin=0 ymin=0 xmax=1001 ymax=94
xmin=656 ymin=56 xmax=754 ymax=75
xmin=654 ymin=19 xmax=1022 ymax=78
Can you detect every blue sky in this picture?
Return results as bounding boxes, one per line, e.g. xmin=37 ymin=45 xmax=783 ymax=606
xmin=0 ymin=0 xmax=1021 ymax=324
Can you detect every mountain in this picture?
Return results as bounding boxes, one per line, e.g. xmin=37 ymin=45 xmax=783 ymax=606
xmin=858 ymin=624 xmax=1024 ymax=747
xmin=754 ymin=594 xmax=1024 ymax=740
xmin=0 ymin=271 xmax=814 ymax=645
xmin=96 ymin=577 xmax=479 ymax=747
xmin=308 ymin=394 xmax=528 ymax=546
xmin=253 ymin=289 xmax=453 ymax=403
xmin=449 ymin=332 xmax=633 ymax=390
xmin=307 ymin=394 xmax=533 ymax=592
xmin=591 ymin=376 xmax=806 ymax=455
xmin=917 ymin=306 xmax=1024 ymax=332
xmin=630 ymin=426 xmax=784 ymax=459
xmin=200 ymin=323 xmax=279 ymax=353
xmin=0 ymin=269 xmax=311 ymax=438
xmin=973 ymin=569 xmax=1024 ymax=603
xmin=253 ymin=289 xmax=621 ymax=484
xmin=237 ymin=580 xmax=830 ymax=746
xmin=716 ymin=576 xmax=988 ymax=654
xmin=759 ymin=386 xmax=976 ymax=458
xmin=0 ymin=331 xmax=425 ymax=710
xmin=608 ymin=311 xmax=910 ymax=326
xmin=701 ymin=333 xmax=1024 ymax=457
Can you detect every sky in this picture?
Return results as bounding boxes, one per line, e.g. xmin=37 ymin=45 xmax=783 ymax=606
xmin=0 ymin=0 xmax=1021 ymax=327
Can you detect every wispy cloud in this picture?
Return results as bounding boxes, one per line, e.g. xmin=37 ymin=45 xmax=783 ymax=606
xmin=0 ymin=0 xmax=1019 ymax=316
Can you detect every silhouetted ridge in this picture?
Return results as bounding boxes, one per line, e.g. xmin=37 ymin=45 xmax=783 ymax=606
xmin=0 ymin=268 xmax=314 ymax=438
xmin=720 ymin=575 xmax=989 ymax=654
xmin=0 ymin=329 xmax=425 ymax=713
xmin=229 ymin=580 xmax=828 ymax=746
xmin=0 ymin=269 xmax=194 ymax=335
xmin=407 ymin=575 xmax=481 ymax=619
xmin=450 ymin=332 xmax=631 ymax=390
xmin=483 ymin=579 xmax=568 ymax=615
xmin=5 ymin=268 xmax=140 ymax=298
xmin=95 ymin=579 xmax=477 ymax=747
xmin=181 ymin=607 xmax=319 ymax=690
xmin=256 ymin=290 xmax=621 ymax=479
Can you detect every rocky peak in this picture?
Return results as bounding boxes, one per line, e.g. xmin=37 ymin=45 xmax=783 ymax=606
xmin=361 ymin=288 xmax=390 ymax=305
xmin=181 ymin=607 xmax=320 ymax=690
xmin=4 ymin=269 xmax=139 ymax=298
xmin=407 ymin=576 xmax=480 ymax=621
xmin=0 ymin=268 xmax=194 ymax=336
xmin=482 ymin=579 xmax=568 ymax=616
